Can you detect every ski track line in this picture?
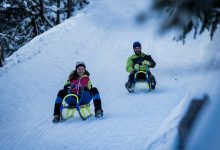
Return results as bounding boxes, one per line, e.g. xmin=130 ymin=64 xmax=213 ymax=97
xmin=10 ymin=117 xmax=52 ymax=149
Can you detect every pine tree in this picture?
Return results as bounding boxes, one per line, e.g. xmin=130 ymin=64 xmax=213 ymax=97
xmin=0 ymin=0 xmax=89 ymax=58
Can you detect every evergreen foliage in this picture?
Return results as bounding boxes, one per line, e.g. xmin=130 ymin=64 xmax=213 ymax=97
xmin=0 ymin=0 xmax=89 ymax=57
xmin=151 ymin=0 xmax=220 ymax=43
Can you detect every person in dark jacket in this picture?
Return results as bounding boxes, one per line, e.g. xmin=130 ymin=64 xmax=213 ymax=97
xmin=53 ymin=62 xmax=103 ymax=123
xmin=125 ymin=41 xmax=156 ymax=91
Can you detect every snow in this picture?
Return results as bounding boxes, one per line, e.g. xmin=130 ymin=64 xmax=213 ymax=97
xmin=3 ymin=3 xmax=11 ymax=8
xmin=0 ymin=0 xmax=219 ymax=150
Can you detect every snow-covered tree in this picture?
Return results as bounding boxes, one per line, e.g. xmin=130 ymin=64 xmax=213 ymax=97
xmin=0 ymin=0 xmax=89 ymax=58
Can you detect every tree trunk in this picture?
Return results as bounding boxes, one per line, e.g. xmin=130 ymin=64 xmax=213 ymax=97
xmin=0 ymin=45 xmax=4 ymax=67
xmin=56 ymin=0 xmax=61 ymax=25
xmin=39 ymin=0 xmax=53 ymax=27
xmin=67 ymin=0 xmax=73 ymax=18
xmin=31 ymin=17 xmax=38 ymax=36
xmin=39 ymin=0 xmax=45 ymax=22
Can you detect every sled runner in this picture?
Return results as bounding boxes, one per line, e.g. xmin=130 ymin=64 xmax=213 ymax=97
xmin=60 ymin=92 xmax=93 ymax=121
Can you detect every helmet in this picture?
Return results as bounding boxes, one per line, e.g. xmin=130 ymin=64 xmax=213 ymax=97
xmin=75 ymin=62 xmax=86 ymax=69
xmin=133 ymin=41 xmax=141 ymax=48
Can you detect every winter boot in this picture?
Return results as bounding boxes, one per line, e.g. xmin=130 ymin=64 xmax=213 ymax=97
xmin=93 ymin=99 xmax=103 ymax=118
xmin=125 ymin=82 xmax=134 ymax=93
xmin=52 ymin=115 xmax=60 ymax=123
xmin=95 ymin=110 xmax=103 ymax=118
xmin=149 ymin=75 xmax=156 ymax=90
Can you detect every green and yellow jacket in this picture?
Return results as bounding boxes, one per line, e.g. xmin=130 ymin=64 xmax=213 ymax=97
xmin=126 ymin=52 xmax=156 ymax=73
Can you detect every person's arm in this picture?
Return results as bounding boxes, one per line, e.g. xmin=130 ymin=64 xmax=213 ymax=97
xmin=81 ymin=75 xmax=92 ymax=90
xmin=63 ymin=80 xmax=71 ymax=91
xmin=88 ymin=79 xmax=92 ymax=90
xmin=144 ymin=55 xmax=156 ymax=68
xmin=126 ymin=56 xmax=134 ymax=73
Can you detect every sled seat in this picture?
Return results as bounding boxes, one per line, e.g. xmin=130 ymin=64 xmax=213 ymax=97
xmin=134 ymin=71 xmax=152 ymax=91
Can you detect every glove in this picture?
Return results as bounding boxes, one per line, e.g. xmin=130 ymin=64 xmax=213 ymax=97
xmin=134 ymin=64 xmax=139 ymax=70
xmin=65 ymin=83 xmax=75 ymax=93
xmin=83 ymin=87 xmax=89 ymax=92
xmin=70 ymin=83 xmax=75 ymax=89
xmin=142 ymin=60 xmax=151 ymax=66
xmin=63 ymin=83 xmax=70 ymax=91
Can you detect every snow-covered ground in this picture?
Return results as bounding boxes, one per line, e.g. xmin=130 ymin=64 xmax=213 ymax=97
xmin=0 ymin=0 xmax=219 ymax=150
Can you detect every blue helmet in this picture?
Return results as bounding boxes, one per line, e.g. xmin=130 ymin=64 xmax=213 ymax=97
xmin=133 ymin=41 xmax=141 ymax=48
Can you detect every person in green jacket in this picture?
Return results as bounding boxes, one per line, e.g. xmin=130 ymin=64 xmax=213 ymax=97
xmin=125 ymin=41 xmax=156 ymax=92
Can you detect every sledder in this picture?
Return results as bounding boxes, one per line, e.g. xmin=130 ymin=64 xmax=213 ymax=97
xmin=125 ymin=41 xmax=156 ymax=93
xmin=52 ymin=62 xmax=103 ymax=123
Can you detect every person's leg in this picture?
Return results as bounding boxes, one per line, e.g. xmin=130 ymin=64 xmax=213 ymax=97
xmin=53 ymin=89 xmax=68 ymax=122
xmin=150 ymin=74 xmax=156 ymax=89
xmin=125 ymin=72 xmax=136 ymax=92
xmin=147 ymin=71 xmax=156 ymax=89
xmin=128 ymin=72 xmax=135 ymax=84
xmin=90 ymin=87 xmax=103 ymax=117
